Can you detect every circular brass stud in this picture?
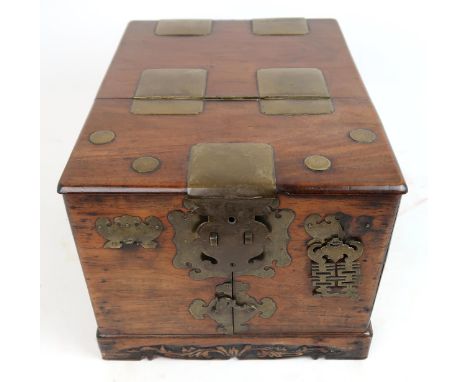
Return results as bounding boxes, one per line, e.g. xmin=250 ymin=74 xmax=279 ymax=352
xmin=349 ymin=128 xmax=376 ymax=143
xmin=132 ymin=156 xmax=160 ymax=173
xmin=304 ymin=155 xmax=331 ymax=171
xmin=89 ymin=130 xmax=115 ymax=145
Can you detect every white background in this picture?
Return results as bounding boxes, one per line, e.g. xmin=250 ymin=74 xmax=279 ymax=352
xmin=1 ymin=0 xmax=461 ymax=380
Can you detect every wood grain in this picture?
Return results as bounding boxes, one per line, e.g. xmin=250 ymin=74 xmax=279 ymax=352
xmin=64 ymin=193 xmax=400 ymax=335
xmin=59 ymin=19 xmax=406 ymax=195
xmin=59 ymin=100 xmax=405 ymax=194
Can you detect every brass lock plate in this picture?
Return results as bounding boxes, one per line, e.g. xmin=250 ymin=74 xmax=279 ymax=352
xmin=169 ymin=197 xmax=294 ymax=279
xmin=169 ymin=143 xmax=294 ymax=279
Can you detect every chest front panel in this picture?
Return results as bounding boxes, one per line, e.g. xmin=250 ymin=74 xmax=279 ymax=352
xmin=65 ymin=192 xmax=400 ymax=335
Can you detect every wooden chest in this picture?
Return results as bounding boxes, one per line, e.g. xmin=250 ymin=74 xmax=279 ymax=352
xmin=58 ymin=18 xmax=406 ymax=360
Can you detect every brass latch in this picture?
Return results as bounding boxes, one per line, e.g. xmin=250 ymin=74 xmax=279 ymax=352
xmin=168 ymin=143 xmax=294 ymax=279
xmin=168 ymin=143 xmax=294 ymax=333
xmin=190 ymin=281 xmax=276 ymax=334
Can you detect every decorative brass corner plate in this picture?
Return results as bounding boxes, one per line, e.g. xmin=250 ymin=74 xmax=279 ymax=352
xmin=305 ymin=214 xmax=364 ymax=298
xmin=131 ymin=69 xmax=207 ymax=115
xmin=190 ymin=281 xmax=276 ymax=334
xmin=252 ymin=18 xmax=309 ymax=35
xmin=187 ymin=143 xmax=276 ymax=198
xmin=257 ymin=68 xmax=333 ymax=115
xmin=169 ymin=197 xmax=294 ymax=279
xmin=155 ymin=19 xmax=212 ymax=36
xmin=96 ymin=215 xmax=163 ymax=249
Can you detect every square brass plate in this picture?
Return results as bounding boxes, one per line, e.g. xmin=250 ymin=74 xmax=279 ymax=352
xmin=134 ymin=68 xmax=207 ymax=98
xmin=252 ymin=18 xmax=309 ymax=35
xmin=188 ymin=143 xmax=276 ymax=198
xmin=132 ymin=69 xmax=207 ymax=115
xmin=155 ymin=20 xmax=212 ymax=36
xmin=257 ymin=68 xmax=330 ymax=98
xmin=257 ymin=68 xmax=333 ymax=115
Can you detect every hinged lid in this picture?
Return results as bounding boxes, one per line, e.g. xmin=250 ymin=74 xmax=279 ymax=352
xmin=58 ymin=19 xmax=406 ymax=195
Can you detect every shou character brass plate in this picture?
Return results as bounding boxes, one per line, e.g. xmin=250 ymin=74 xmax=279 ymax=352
xmin=304 ymin=214 xmax=364 ymax=298
xmin=96 ymin=215 xmax=163 ymax=249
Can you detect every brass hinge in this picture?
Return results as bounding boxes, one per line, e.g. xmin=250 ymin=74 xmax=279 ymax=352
xmin=257 ymin=68 xmax=334 ymax=115
xmin=131 ymin=68 xmax=207 ymax=115
xmin=131 ymin=67 xmax=333 ymax=115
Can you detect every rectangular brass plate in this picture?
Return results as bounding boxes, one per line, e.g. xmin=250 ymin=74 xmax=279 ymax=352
xmin=252 ymin=18 xmax=309 ymax=35
xmin=155 ymin=20 xmax=212 ymax=36
xmin=187 ymin=143 xmax=276 ymax=198
xmin=259 ymin=99 xmax=334 ymax=115
xmin=131 ymin=69 xmax=207 ymax=115
xmin=257 ymin=68 xmax=333 ymax=115
xmin=257 ymin=68 xmax=330 ymax=98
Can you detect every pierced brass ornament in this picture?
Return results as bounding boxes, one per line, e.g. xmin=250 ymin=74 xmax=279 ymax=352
xmin=349 ymin=128 xmax=377 ymax=143
xmin=96 ymin=215 xmax=163 ymax=249
xmin=190 ymin=281 xmax=276 ymax=334
xmin=88 ymin=130 xmax=115 ymax=145
xmin=304 ymin=155 xmax=331 ymax=171
xmin=131 ymin=156 xmax=160 ymax=173
xmin=305 ymin=214 xmax=364 ymax=298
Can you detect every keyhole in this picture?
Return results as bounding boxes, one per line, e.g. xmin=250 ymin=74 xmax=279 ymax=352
xmin=228 ymin=216 xmax=237 ymax=224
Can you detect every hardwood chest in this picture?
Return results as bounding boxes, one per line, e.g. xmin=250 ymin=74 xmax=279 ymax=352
xmin=58 ymin=18 xmax=406 ymax=360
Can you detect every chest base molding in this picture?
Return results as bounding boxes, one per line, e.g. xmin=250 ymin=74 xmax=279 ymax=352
xmin=97 ymin=325 xmax=372 ymax=360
